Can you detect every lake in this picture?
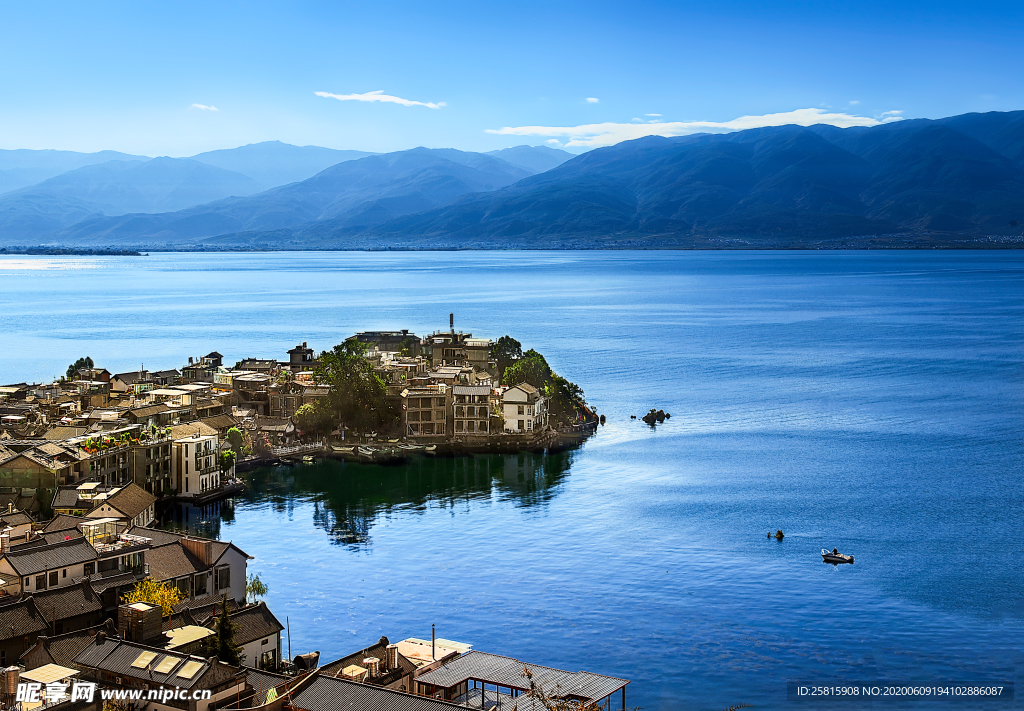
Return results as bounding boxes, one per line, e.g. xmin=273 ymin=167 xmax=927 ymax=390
xmin=1 ymin=251 xmax=1022 ymax=710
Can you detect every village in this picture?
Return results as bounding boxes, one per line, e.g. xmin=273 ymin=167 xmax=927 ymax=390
xmin=0 ymin=321 xmax=620 ymax=711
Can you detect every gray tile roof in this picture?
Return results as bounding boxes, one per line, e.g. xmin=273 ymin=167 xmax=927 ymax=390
xmin=145 ymin=543 xmax=205 ymax=582
xmin=290 ymin=673 xmax=464 ymax=711
xmin=20 ymin=622 xmax=112 ymax=668
xmin=2 ymin=536 xmax=96 ymax=576
xmin=0 ymin=510 xmax=33 ymax=527
xmin=172 ymin=594 xmax=239 ymax=615
xmin=43 ymin=514 xmax=91 ymax=533
xmin=413 ymin=651 xmax=629 ymax=702
xmin=244 ymin=668 xmax=289 ymax=697
xmin=74 ymin=638 xmax=216 ymax=690
xmin=453 ymin=385 xmax=491 ymax=395
xmin=0 ymin=598 xmax=48 ymax=642
xmin=200 ymin=602 xmax=282 ymax=647
xmin=29 ymin=580 xmax=103 ymax=623
xmin=83 ymin=571 xmax=139 ymax=595
xmin=102 ymin=483 xmax=156 ymax=519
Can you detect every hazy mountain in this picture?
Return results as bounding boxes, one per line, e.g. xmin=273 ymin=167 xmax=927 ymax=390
xmin=188 ymin=141 xmax=376 ymax=190
xmin=0 ymin=158 xmax=261 ymax=241
xmin=0 ymin=148 xmax=148 ymax=194
xmin=49 ymin=148 xmax=532 ymax=245
xmin=312 ymin=111 xmax=1024 ymax=245
xmin=486 ymin=145 xmax=574 ymax=173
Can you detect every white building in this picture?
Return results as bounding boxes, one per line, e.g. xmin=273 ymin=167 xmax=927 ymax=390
xmin=171 ymin=424 xmax=220 ymax=496
xmin=501 ymin=383 xmax=549 ymax=434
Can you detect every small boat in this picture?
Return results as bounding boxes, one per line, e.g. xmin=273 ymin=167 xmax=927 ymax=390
xmin=423 ymin=444 xmax=438 ymax=454
xmin=331 ymin=445 xmax=355 ymax=454
xmin=357 ymin=445 xmax=378 ymax=459
xmin=821 ymin=549 xmax=854 ymax=564
xmin=301 ymin=455 xmax=315 ymax=464
xmin=399 ymin=444 xmax=425 ymax=452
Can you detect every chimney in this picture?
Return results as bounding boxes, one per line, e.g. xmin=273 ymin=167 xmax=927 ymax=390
xmin=386 ymin=644 xmax=399 ymax=670
xmin=363 ymin=657 xmax=380 ymax=677
xmin=302 ymin=342 xmax=307 ymax=348
xmin=189 ymin=357 xmax=194 ymax=365
xmin=6 ymin=503 xmax=10 ymax=513
xmin=449 ymin=313 xmax=454 ymax=333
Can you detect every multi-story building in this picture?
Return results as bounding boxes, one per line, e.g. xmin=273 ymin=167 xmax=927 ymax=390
xmin=501 ymin=383 xmax=549 ymax=434
xmin=400 ymin=385 xmax=449 ymax=439
xmin=452 ymin=385 xmax=492 ymax=437
xmin=170 ymin=424 xmax=220 ymax=497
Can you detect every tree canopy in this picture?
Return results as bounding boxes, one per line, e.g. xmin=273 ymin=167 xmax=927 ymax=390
xmin=122 ymin=579 xmax=183 ymax=617
xmin=66 ymin=356 xmax=94 ymax=380
xmin=294 ymin=400 xmax=335 ymax=435
xmin=501 ymin=348 xmax=586 ymax=425
xmin=204 ymin=595 xmax=243 ymax=666
xmin=314 ymin=340 xmax=396 ymax=431
xmin=491 ymin=335 xmax=523 ymax=382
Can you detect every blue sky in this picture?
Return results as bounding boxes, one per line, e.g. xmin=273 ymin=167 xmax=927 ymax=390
xmin=1 ymin=0 xmax=1021 ymax=156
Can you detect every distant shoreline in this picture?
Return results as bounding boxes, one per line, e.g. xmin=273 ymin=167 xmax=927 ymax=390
xmin=0 ymin=247 xmax=145 ymax=256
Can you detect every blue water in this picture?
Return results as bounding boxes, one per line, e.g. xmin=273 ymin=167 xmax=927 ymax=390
xmin=1 ymin=251 xmax=1022 ymax=710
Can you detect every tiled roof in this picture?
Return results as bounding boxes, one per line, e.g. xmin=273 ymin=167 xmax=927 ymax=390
xmin=0 ymin=509 xmax=33 ymax=527
xmin=100 ymin=483 xmax=156 ymax=520
xmin=127 ymin=404 xmax=171 ymax=419
xmin=0 ymin=598 xmax=48 ymax=642
xmin=75 ymin=638 xmax=215 ymax=690
xmin=29 ymin=580 xmax=102 ymax=623
xmin=244 ymin=668 xmax=289 ymax=698
xmin=197 ymin=602 xmax=282 ymax=647
xmin=145 ymin=543 xmax=206 ymax=582
xmin=168 ymin=422 xmax=218 ymax=441
xmin=42 ymin=427 xmax=89 ymax=441
xmin=43 ymin=514 xmax=91 ymax=533
xmin=320 ymin=636 xmax=416 ymax=680
xmin=290 ymin=674 xmax=465 ymax=711
xmin=199 ymin=415 xmax=238 ymax=431
xmin=51 ymin=489 xmax=88 ymax=510
xmin=413 ymin=651 xmax=629 ymax=702
xmin=83 ymin=571 xmax=139 ymax=595
xmin=453 ymin=385 xmax=491 ymax=395
xmin=3 ymin=537 xmax=96 ymax=577
xmin=21 ymin=622 xmax=114 ymax=668
xmin=172 ymin=594 xmax=239 ymax=615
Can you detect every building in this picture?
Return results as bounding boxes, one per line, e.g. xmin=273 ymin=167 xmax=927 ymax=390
xmin=197 ymin=602 xmax=283 ymax=670
xmin=130 ymin=528 xmax=251 ymax=604
xmin=318 ymin=636 xmax=418 ymax=691
xmin=400 ymin=386 xmax=449 ymax=439
xmin=85 ymin=482 xmax=157 ymax=528
xmin=74 ymin=635 xmax=247 ymax=711
xmin=182 ymin=352 xmax=224 ymax=383
xmin=169 ymin=423 xmax=221 ymax=497
xmin=348 ymin=330 xmax=420 ymax=355
xmin=452 ymin=386 xmax=492 ymax=437
xmin=501 ymin=384 xmax=549 ymax=434
xmin=286 ymin=342 xmax=317 ymax=372
xmin=412 ymin=650 xmax=630 ymax=707
xmin=0 ymin=598 xmax=49 ymax=667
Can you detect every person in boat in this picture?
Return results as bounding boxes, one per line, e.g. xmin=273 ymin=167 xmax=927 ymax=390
xmin=832 ymin=547 xmax=839 ymax=556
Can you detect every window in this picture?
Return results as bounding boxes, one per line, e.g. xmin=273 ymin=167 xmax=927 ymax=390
xmin=22 ymin=578 xmax=28 ymax=588
xmin=36 ymin=575 xmax=46 ymax=590
xmin=217 ymin=567 xmax=230 ymax=590
xmin=193 ymin=573 xmax=208 ymax=596
xmin=518 ymin=420 xmax=525 ymax=431
xmin=176 ymin=578 xmax=189 ymax=597
xmin=518 ymin=405 xmax=524 ymax=415
xmin=62 ymin=569 xmax=67 ymax=578
xmin=49 ymin=571 xmax=58 ymax=587
xmin=83 ymin=562 xmax=95 ymax=576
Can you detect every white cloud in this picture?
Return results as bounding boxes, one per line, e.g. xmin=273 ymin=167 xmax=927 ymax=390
xmin=849 ymin=100 xmax=860 ymax=105
xmin=630 ymin=118 xmax=644 ymax=123
xmin=315 ymin=90 xmax=445 ymax=109
xmin=545 ymin=139 xmax=562 ymax=146
xmin=645 ymin=113 xmax=662 ymax=117
xmin=585 ymin=97 xmax=599 ymax=103
xmin=190 ymin=104 xmax=218 ymax=111
xmin=486 ymin=107 xmax=905 ymax=148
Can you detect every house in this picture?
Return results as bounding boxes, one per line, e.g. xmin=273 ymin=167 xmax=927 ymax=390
xmin=85 ymin=483 xmax=157 ymax=527
xmin=233 ymin=374 xmax=272 ymax=415
xmin=128 ymin=528 xmax=251 ymax=604
xmin=111 ymin=371 xmax=150 ymax=394
xmin=286 ymin=342 xmax=317 ymax=372
xmin=501 ymin=383 xmax=549 ymax=434
xmin=452 ymin=386 xmax=492 ymax=437
xmin=0 ymin=597 xmax=49 ymax=667
xmin=28 ymin=578 xmax=105 ymax=635
xmin=169 ymin=423 xmax=221 ymax=497
xmin=348 ymin=330 xmax=420 ymax=355
xmin=318 ymin=635 xmax=417 ymax=691
xmin=19 ymin=619 xmax=117 ymax=671
xmin=234 ymin=359 xmax=278 ymax=374
xmin=400 ymin=386 xmax=449 ymax=439
xmin=0 ymin=505 xmax=34 ymax=537
xmin=74 ymin=635 xmax=247 ymax=711
xmin=412 ymin=650 xmax=630 ymax=706
xmin=0 ymin=449 xmax=73 ymax=505
xmin=182 ymin=352 xmax=224 ymax=383
xmin=197 ymin=602 xmax=283 ymax=671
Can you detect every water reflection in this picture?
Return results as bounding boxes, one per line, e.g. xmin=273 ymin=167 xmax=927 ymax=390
xmin=160 ymin=451 xmax=572 ymax=545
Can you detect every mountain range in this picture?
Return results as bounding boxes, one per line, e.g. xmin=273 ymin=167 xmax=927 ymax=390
xmin=2 ymin=111 xmax=1023 ymax=249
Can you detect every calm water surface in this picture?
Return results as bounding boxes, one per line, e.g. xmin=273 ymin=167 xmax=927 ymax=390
xmin=1 ymin=251 xmax=1022 ymax=710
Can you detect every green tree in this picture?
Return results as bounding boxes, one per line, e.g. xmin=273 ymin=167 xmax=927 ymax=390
xmin=398 ymin=337 xmax=416 ymax=357
xmin=491 ymin=336 xmax=523 ymax=382
xmin=246 ymin=573 xmax=269 ymax=603
xmin=294 ymin=400 xmax=335 ymax=435
xmin=220 ymin=449 xmax=237 ymax=474
xmin=122 ymin=579 xmax=183 ymax=617
xmin=502 ymin=349 xmax=551 ymax=388
xmin=225 ymin=427 xmax=244 ymax=451
xmin=204 ymin=595 xmax=243 ymax=666
xmin=65 ymin=356 xmax=94 ymax=380
xmin=314 ymin=340 xmax=396 ymax=431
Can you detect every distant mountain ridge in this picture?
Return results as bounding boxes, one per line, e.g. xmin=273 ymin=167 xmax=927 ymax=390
xmin=188 ymin=141 xmax=377 ymax=190
xmin=4 ymin=113 xmax=1024 ymax=249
